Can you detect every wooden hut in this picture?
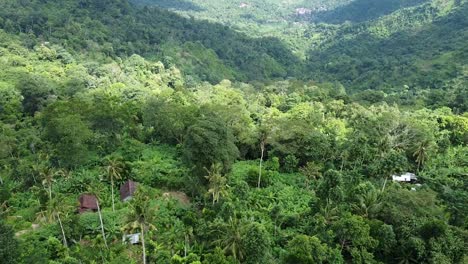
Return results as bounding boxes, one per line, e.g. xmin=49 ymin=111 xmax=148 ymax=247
xmin=78 ymin=194 xmax=98 ymax=213
xmin=120 ymin=180 xmax=138 ymax=202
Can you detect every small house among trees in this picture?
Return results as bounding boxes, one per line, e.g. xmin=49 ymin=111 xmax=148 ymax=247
xmin=295 ymin=8 xmax=312 ymax=15
xmin=78 ymin=194 xmax=98 ymax=213
xmin=120 ymin=180 xmax=138 ymax=202
xmin=122 ymin=233 xmax=141 ymax=245
xmin=392 ymin=172 xmax=418 ymax=183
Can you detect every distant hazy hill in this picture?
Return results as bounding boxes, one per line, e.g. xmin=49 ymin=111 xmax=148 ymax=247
xmin=132 ymin=0 xmax=352 ymax=25
xmin=312 ymin=0 xmax=430 ymax=23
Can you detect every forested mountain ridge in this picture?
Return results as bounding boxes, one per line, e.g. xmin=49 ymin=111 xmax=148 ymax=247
xmin=132 ymin=0 xmax=458 ymax=50
xmin=306 ymin=0 xmax=468 ymax=112
xmin=0 ymin=0 xmax=301 ymax=83
xmin=2 ymin=0 xmax=466 ymax=102
xmin=134 ymin=0 xmax=468 ymax=110
xmin=0 ymin=0 xmax=467 ymax=263
xmin=311 ymin=0 xmax=431 ymax=24
xmin=133 ymin=0 xmax=352 ymax=24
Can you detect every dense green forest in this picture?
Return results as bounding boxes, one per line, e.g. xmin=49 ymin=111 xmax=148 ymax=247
xmin=136 ymin=0 xmax=468 ymax=111
xmin=306 ymin=0 xmax=468 ymax=112
xmin=0 ymin=0 xmax=302 ymax=83
xmin=0 ymin=0 xmax=467 ymax=263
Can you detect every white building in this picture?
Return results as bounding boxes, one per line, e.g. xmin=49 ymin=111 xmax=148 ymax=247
xmin=123 ymin=233 xmax=141 ymax=245
xmin=392 ymin=172 xmax=418 ymax=183
xmin=296 ymin=8 xmax=312 ymax=15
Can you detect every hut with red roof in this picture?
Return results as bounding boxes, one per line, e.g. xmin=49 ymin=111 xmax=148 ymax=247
xmin=120 ymin=180 xmax=138 ymax=202
xmin=78 ymin=194 xmax=98 ymax=214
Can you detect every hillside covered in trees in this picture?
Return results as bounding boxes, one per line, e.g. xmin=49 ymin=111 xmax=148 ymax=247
xmin=0 ymin=0 xmax=467 ymax=264
xmin=136 ymin=0 xmax=467 ymax=111
xmin=0 ymin=0 xmax=302 ymax=83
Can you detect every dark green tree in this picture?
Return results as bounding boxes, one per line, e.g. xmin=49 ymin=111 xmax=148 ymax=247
xmin=183 ymin=112 xmax=239 ymax=176
xmin=243 ymin=222 xmax=271 ymax=264
xmin=0 ymin=221 xmax=19 ymax=264
xmin=316 ymin=170 xmax=344 ymax=203
xmin=143 ymin=95 xmax=198 ymax=144
xmin=16 ymin=74 xmax=55 ymax=115
xmin=284 ymin=234 xmax=343 ymax=264
xmin=331 ymin=213 xmax=377 ymax=263
xmin=41 ymin=101 xmax=93 ymax=168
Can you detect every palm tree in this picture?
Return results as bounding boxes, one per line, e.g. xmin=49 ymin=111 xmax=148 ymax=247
xmin=0 ymin=201 xmax=9 ymax=218
xmin=102 ymin=156 xmax=125 ymax=212
xmin=48 ymin=195 xmax=71 ymax=248
xmin=258 ymin=136 xmax=266 ymax=188
xmin=213 ymin=216 xmax=247 ymax=261
xmin=39 ymin=167 xmax=56 ymax=200
xmin=320 ymin=199 xmax=340 ymax=224
xmin=87 ymin=184 xmax=109 ymax=250
xmin=352 ymin=187 xmax=382 ymax=218
xmin=412 ymin=140 xmax=433 ymax=171
xmin=0 ymin=164 xmax=8 ymax=185
xmin=96 ymin=196 xmax=108 ymax=249
xmin=204 ymin=163 xmax=228 ymax=205
xmin=396 ymin=249 xmax=419 ymax=264
xmin=35 ymin=194 xmax=71 ymax=247
xmin=123 ymin=187 xmax=156 ymax=264
xmin=299 ymin=161 xmax=323 ymax=189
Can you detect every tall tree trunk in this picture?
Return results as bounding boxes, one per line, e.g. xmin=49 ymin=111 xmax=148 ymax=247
xmin=48 ymin=184 xmax=52 ymax=201
xmin=184 ymin=234 xmax=188 ymax=257
xmin=96 ymin=200 xmax=108 ymax=249
xmin=381 ymin=177 xmax=388 ymax=193
xmin=111 ymin=177 xmax=115 ymax=212
xmin=257 ymin=140 xmax=265 ymax=188
xmin=140 ymin=223 xmax=147 ymax=264
xmin=340 ymin=154 xmax=346 ymax=172
xmin=56 ymin=212 xmax=68 ymax=248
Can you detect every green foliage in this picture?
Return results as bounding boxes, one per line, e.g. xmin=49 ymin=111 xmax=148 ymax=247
xmin=16 ymin=74 xmax=56 ymax=116
xmin=18 ymin=232 xmax=51 ymax=264
xmin=306 ymin=1 xmax=468 ymax=111
xmin=243 ymin=222 xmax=272 ymax=264
xmin=317 ymin=170 xmax=344 ymax=203
xmin=134 ymin=0 xmax=468 ymax=112
xmin=0 ymin=1 xmax=466 ymax=263
xmin=203 ymin=247 xmax=236 ymax=264
xmin=183 ymin=112 xmax=239 ymax=175
xmin=205 ymin=163 xmax=229 ymax=205
xmin=0 ymin=82 xmax=22 ymax=122
xmin=143 ymin=93 xmax=198 ymax=144
xmin=0 ymin=221 xmax=19 ymax=264
xmin=331 ymin=213 xmax=378 ymax=263
xmin=378 ymin=186 xmax=445 ymax=226
xmin=0 ymin=0 xmax=301 ymax=83
xmin=41 ymin=101 xmax=93 ymax=168
xmin=284 ymin=235 xmax=343 ymax=264
xmin=131 ymin=146 xmax=187 ymax=189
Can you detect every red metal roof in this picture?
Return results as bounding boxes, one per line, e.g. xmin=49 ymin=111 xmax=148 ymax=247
xmin=120 ymin=180 xmax=138 ymax=200
xmin=79 ymin=194 xmax=98 ymax=210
